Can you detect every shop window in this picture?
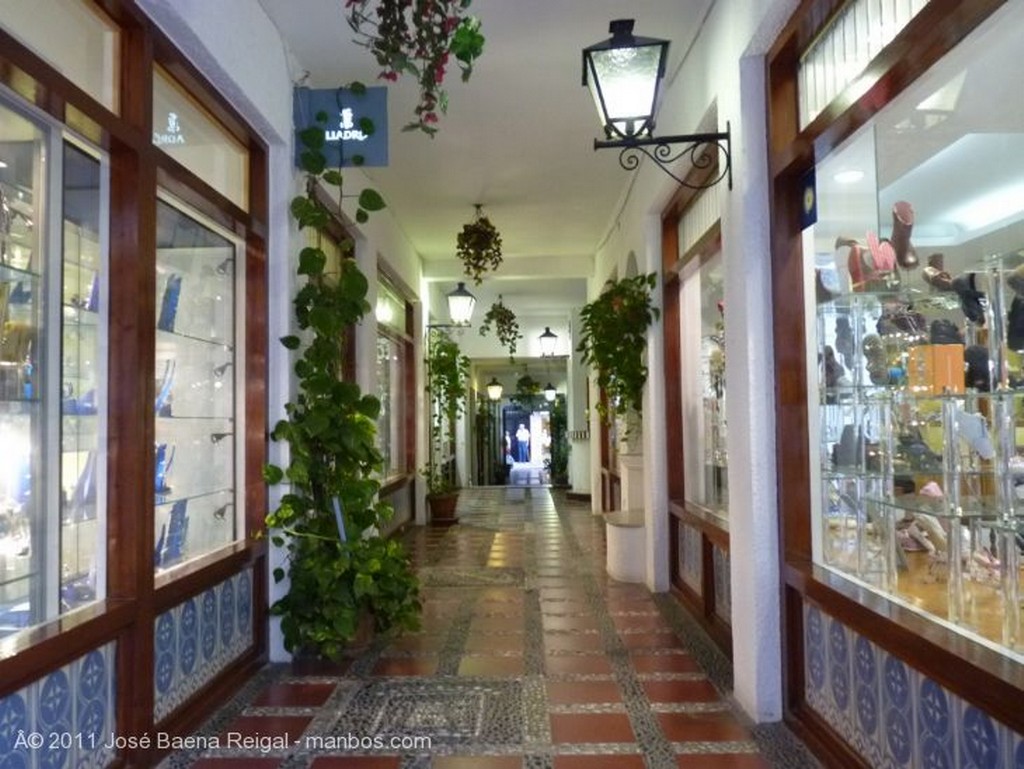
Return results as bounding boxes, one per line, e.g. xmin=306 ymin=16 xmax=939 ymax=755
xmin=680 ymin=252 xmax=727 ymax=517
xmin=1 ymin=0 xmax=120 ymax=112
xmin=0 ymin=99 xmax=110 ymax=635
xmin=375 ymin=279 xmax=411 ymax=482
xmin=806 ymin=1 xmax=1024 ymax=659
xmin=153 ymin=196 xmax=241 ymax=572
xmin=153 ymin=67 xmax=248 ymax=211
xmin=798 ymin=0 xmax=930 ymax=129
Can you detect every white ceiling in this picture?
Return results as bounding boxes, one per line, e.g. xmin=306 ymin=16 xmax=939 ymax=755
xmin=258 ymin=0 xmax=714 ymax=328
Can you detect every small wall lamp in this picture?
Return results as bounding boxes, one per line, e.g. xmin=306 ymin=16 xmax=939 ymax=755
xmin=543 ymin=382 xmax=557 ymax=402
xmin=582 ymin=19 xmax=732 ymax=190
xmin=539 ymin=327 xmax=558 ymax=357
xmin=446 ymin=281 xmax=476 ymax=326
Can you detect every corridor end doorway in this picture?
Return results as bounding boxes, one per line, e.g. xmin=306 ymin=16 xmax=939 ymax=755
xmin=503 ymin=406 xmax=550 ymax=487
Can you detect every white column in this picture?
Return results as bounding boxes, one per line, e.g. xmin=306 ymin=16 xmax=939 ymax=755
xmin=722 ymin=55 xmax=782 ymax=722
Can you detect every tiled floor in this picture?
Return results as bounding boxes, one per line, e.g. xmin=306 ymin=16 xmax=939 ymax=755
xmin=159 ymin=488 xmax=820 ymax=769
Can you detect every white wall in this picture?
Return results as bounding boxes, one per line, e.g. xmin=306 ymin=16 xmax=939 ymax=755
xmin=589 ymin=0 xmax=800 ymax=723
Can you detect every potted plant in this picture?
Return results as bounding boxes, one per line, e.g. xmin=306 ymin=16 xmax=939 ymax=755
xmin=424 ymin=327 xmax=470 ymax=523
xmin=263 ymin=114 xmax=420 ymax=661
xmin=345 ymin=0 xmax=485 ymax=136
xmin=456 ymin=205 xmax=502 ymax=284
xmin=478 ymin=295 xmax=521 ymax=360
xmin=577 ymin=272 xmax=660 ymax=428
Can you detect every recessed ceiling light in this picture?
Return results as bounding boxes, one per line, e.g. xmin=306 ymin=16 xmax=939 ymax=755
xmin=833 ymin=169 xmax=865 ymax=184
xmin=0 ymin=159 xmax=7 ymax=169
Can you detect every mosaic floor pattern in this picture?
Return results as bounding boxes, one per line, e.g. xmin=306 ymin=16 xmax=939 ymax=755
xmin=157 ymin=488 xmax=821 ymax=769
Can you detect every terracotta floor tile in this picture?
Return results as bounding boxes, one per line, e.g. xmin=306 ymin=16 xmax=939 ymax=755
xmin=546 ymin=680 xmax=623 ymax=704
xmin=542 ymin=615 xmax=601 ymax=631
xmin=631 ymin=654 xmax=702 ymax=673
xmin=675 ymin=755 xmax=771 ymax=768
xmin=381 ymin=634 xmax=447 ymax=654
xmin=310 ymin=758 xmax=402 ymax=769
xmin=642 ymin=678 xmax=721 ymax=703
xmin=289 ymin=657 xmax=351 ymax=676
xmin=656 ymin=712 xmax=752 ymax=742
xmin=370 ymin=656 xmax=439 ymax=676
xmin=553 ymin=756 xmax=646 ymax=769
xmin=252 ymin=682 xmax=336 ymax=707
xmin=457 ymin=655 xmax=526 ymax=675
xmin=465 ymin=634 xmax=524 ymax=653
xmin=432 ymin=758 xmax=523 ymax=769
xmin=612 ymin=615 xmax=674 ymax=632
xmin=544 ymin=633 xmax=605 ymax=652
xmin=469 ymin=616 xmax=524 ymax=633
xmin=620 ymin=632 xmax=685 ymax=650
xmin=219 ymin=715 xmax=310 ymax=741
xmin=550 ymin=712 xmax=635 ymax=743
xmin=545 ymin=655 xmax=614 ymax=675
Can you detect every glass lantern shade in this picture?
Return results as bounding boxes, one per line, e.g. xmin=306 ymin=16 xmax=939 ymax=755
xmin=446 ymin=281 xmax=476 ymax=326
xmin=543 ymin=383 xmax=557 ymax=402
xmin=486 ymin=377 xmax=504 ymax=401
xmin=582 ymin=19 xmax=669 ymax=140
xmin=539 ymin=326 xmax=558 ymax=356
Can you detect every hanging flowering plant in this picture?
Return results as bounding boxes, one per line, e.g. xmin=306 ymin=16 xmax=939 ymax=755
xmin=478 ymin=296 xmax=522 ymax=360
xmin=457 ymin=205 xmax=502 ymax=284
xmin=345 ymin=0 xmax=485 ymax=136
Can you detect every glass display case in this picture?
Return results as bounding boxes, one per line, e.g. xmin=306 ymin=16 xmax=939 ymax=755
xmin=806 ymin=3 xmax=1024 ymax=657
xmin=0 ymin=101 xmax=108 ymax=635
xmin=153 ymin=197 xmax=240 ymax=571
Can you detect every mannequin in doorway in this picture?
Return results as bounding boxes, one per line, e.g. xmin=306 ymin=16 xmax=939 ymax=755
xmin=515 ymin=423 xmax=530 ymax=462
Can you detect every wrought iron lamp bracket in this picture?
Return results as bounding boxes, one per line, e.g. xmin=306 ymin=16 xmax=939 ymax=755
xmin=594 ymin=121 xmax=732 ymax=190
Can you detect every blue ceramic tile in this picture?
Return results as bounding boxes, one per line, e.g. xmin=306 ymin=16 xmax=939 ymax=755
xmin=200 ymin=588 xmax=217 ymax=663
xmin=917 ymin=677 xmax=953 ymax=769
xmin=237 ymin=569 xmax=252 ymax=632
xmin=0 ymin=689 xmax=31 ymax=769
xmin=881 ymin=654 xmax=916 ymax=768
xmin=852 ymin=635 xmax=882 ymax=766
xmin=74 ymin=645 xmax=114 ymax=769
xmin=155 ymin=610 xmax=176 ymax=697
xmin=180 ymin=597 xmax=198 ymax=676
xmin=220 ymin=578 xmax=235 ymax=647
xmin=828 ymin=616 xmax=853 ymax=740
xmin=37 ymin=669 xmax=72 ymax=769
xmin=959 ymin=703 xmax=1003 ymax=769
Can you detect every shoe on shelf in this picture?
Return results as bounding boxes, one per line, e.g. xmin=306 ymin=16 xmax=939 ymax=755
xmin=951 ymin=273 xmax=986 ymax=325
xmin=837 ymin=237 xmax=868 ymax=291
xmin=866 ymin=231 xmax=896 ymax=273
xmin=890 ymin=201 xmax=918 ymax=269
xmin=922 ymin=252 xmax=953 ymax=291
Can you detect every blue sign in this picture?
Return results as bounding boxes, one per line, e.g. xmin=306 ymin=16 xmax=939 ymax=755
xmin=293 ymin=86 xmax=388 ymax=168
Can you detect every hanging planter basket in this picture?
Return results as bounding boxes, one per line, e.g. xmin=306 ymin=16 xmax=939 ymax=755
xmin=457 ymin=205 xmax=503 ymax=284
xmin=478 ymin=295 xmax=521 ymax=359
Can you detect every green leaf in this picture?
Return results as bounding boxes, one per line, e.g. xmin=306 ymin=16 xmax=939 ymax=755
xmin=263 ymin=464 xmax=284 ymax=484
xmin=358 ymin=117 xmax=375 ymax=136
xmin=273 ymin=567 xmax=285 ymax=582
xmin=298 ymin=247 xmax=327 ymax=276
xmin=279 ymin=335 xmax=301 ymax=350
xmin=298 ymin=126 xmax=325 ymax=150
xmin=300 ymin=149 xmax=326 ymax=175
xmin=358 ymin=188 xmax=386 ymax=211
xmin=322 ymin=169 xmax=344 ymax=187
xmin=351 ymin=154 xmax=365 ymax=167
xmin=349 ymin=81 xmax=367 ymax=96
xmin=356 ymin=209 xmax=369 ymax=224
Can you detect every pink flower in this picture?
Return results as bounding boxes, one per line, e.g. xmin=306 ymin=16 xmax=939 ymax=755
xmin=380 ymin=70 xmax=399 ymax=82
xmin=423 ymin=112 xmax=439 ymax=124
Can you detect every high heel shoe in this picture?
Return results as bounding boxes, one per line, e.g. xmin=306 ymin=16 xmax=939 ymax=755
xmin=890 ymin=201 xmax=918 ymax=269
